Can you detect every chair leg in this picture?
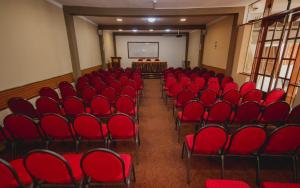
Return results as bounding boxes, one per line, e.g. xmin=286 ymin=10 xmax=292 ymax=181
xmin=135 ymin=137 xmax=139 ymax=165
xmin=221 ymin=155 xmax=224 ymax=179
xmin=256 ymin=155 xmax=261 ymax=185
xmin=75 ymin=140 xmax=80 ymax=153
xmin=177 ymin=122 xmax=182 ymax=143
xmin=132 ymin=164 xmax=136 ymax=182
xmin=296 ymin=155 xmax=299 ymax=183
xmin=181 ymin=143 xmax=186 ymax=160
xmin=186 ymin=151 xmax=191 ymax=184
xmin=292 ymin=156 xmax=297 ymax=182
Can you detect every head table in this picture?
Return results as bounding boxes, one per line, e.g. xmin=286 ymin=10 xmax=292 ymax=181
xmin=131 ymin=61 xmax=167 ymax=73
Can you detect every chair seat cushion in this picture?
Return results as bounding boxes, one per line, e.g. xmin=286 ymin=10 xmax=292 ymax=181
xmin=62 ymin=153 xmax=83 ymax=182
xmin=177 ymin=112 xmax=201 ymax=122
xmin=10 ymin=159 xmax=32 ymax=186
xmin=205 ymin=179 xmax=250 ymax=188
xmin=261 ymin=182 xmax=300 ymax=188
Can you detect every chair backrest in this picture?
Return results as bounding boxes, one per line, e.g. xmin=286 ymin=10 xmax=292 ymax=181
xmin=263 ymin=88 xmax=285 ymax=106
xmin=216 ymin=73 xmax=225 ymax=82
xmin=187 ymin=82 xmax=200 ymax=96
xmin=207 ymin=82 xmax=220 ymax=94
xmin=206 ymin=101 xmax=232 ymax=123
xmin=58 ymin=81 xmax=73 ymax=90
xmin=81 ymin=148 xmax=126 ymax=182
xmin=221 ymin=76 xmax=234 ymax=88
xmin=91 ymin=95 xmax=112 ymax=116
xmin=63 ymin=96 xmax=85 ymax=118
xmin=232 ymin=101 xmax=261 ymax=124
xmin=3 ymin=114 xmax=42 ymax=140
xmin=7 ymin=97 xmax=38 ymax=118
xmin=121 ymin=86 xmax=137 ymax=99
xmin=24 ymin=149 xmax=77 ymax=184
xmin=75 ymin=81 xmax=90 ymax=93
xmin=0 ymin=158 xmax=26 ymax=188
xmin=119 ymin=75 xmax=129 ymax=86
xmin=39 ymin=87 xmax=60 ymax=102
xmin=191 ymin=125 xmax=227 ymax=154
xmin=169 ymin=82 xmax=183 ymax=97
xmin=116 ymin=95 xmax=135 ymax=115
xmin=176 ymin=89 xmax=195 ymax=106
xmin=101 ymin=87 xmax=116 ymax=104
xmin=242 ymin=89 xmax=263 ymax=103
xmin=91 ymin=78 xmax=106 ymax=93
xmin=194 ymin=77 xmax=206 ymax=90
xmin=225 ymin=125 xmax=266 ymax=155
xmin=110 ymin=80 xmax=122 ymax=95
xmin=288 ymin=104 xmax=300 ymax=124
xmin=165 ymin=76 xmax=176 ymax=89
xmin=223 ymin=82 xmax=238 ymax=94
xmin=260 ymin=101 xmax=290 ymax=125
xmin=222 ymin=89 xmax=241 ymax=106
xmin=107 ymin=113 xmax=136 ymax=138
xmin=179 ymin=76 xmax=191 ymax=87
xmin=125 ymin=79 xmax=138 ymax=90
xmin=200 ymin=89 xmax=217 ymax=107
xmin=59 ymin=85 xmax=77 ymax=100
xmin=240 ymin=81 xmax=256 ymax=97
xmin=73 ymin=113 xmax=106 ymax=139
xmin=36 ymin=97 xmax=62 ymax=115
xmin=40 ymin=113 xmax=74 ymax=139
xmin=81 ymin=86 xmax=97 ymax=105
xmin=263 ymin=125 xmax=300 ymax=154
xmin=182 ymin=100 xmax=205 ymax=121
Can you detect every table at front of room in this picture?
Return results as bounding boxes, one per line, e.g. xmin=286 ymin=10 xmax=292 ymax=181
xmin=131 ymin=61 xmax=167 ymax=73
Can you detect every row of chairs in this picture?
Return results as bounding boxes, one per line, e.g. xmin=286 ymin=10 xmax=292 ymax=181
xmin=181 ymin=124 xmax=300 ymax=184
xmin=0 ymin=148 xmax=135 ymax=188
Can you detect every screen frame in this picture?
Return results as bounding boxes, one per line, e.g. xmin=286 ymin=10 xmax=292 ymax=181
xmin=127 ymin=42 xmax=159 ymax=59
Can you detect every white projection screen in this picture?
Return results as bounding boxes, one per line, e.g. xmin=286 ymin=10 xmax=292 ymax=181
xmin=127 ymin=42 xmax=159 ymax=58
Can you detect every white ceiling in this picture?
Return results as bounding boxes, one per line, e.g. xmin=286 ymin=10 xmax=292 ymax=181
xmin=55 ymin=0 xmax=257 ymax=9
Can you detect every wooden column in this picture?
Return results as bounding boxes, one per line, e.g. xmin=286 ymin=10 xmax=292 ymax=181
xmin=198 ymin=29 xmax=205 ymax=67
xmin=225 ymin=14 xmax=238 ymax=76
xmin=98 ymin=30 xmax=106 ymax=68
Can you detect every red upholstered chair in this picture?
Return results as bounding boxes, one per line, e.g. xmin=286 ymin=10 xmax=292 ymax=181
xmin=239 ymin=81 xmax=256 ymax=97
xmin=116 ymin=95 xmax=138 ymax=121
xmin=125 ymin=79 xmax=138 ymax=91
xmin=81 ymin=86 xmax=97 ymax=106
xmin=80 ymin=148 xmax=135 ymax=187
xmin=259 ymin=125 xmax=300 ymax=181
xmin=216 ymin=73 xmax=225 ymax=82
xmin=120 ymin=75 xmax=129 ymax=86
xmin=200 ymin=89 xmax=218 ymax=107
xmin=121 ymin=86 xmax=137 ymax=102
xmin=73 ymin=114 xmax=108 ymax=150
xmin=205 ymin=179 xmax=250 ymax=188
xmin=241 ymin=89 xmax=263 ymax=103
xmin=59 ymin=82 xmax=77 ymax=100
xmin=182 ymin=125 xmax=227 ymax=183
xmin=91 ymin=95 xmax=114 ymax=120
xmin=262 ymin=88 xmax=285 ymax=107
xmin=222 ymin=82 xmax=238 ymax=95
xmin=221 ymin=76 xmax=234 ymax=89
xmin=0 ymin=158 xmax=32 ymax=188
xmin=187 ymin=82 xmax=201 ymax=97
xmin=173 ymin=89 xmax=195 ymax=116
xmin=162 ymin=76 xmax=176 ymax=98
xmin=110 ymin=80 xmax=122 ymax=95
xmin=36 ymin=96 xmax=64 ymax=115
xmin=101 ymin=87 xmax=117 ymax=104
xmin=288 ymin=104 xmax=300 ymax=124
xmin=230 ymin=101 xmax=261 ymax=125
xmin=7 ymin=97 xmax=39 ymax=119
xmin=165 ymin=82 xmax=183 ymax=104
xmin=24 ymin=149 xmax=83 ymax=188
xmin=223 ymin=125 xmax=266 ymax=183
xmin=75 ymin=81 xmax=90 ymax=94
xmin=39 ymin=87 xmax=60 ymax=103
xmin=58 ymin=81 xmax=73 ymax=90
xmin=194 ymin=76 xmax=206 ymax=91
xmin=40 ymin=113 xmax=77 ymax=150
xmin=207 ymin=82 xmax=220 ymax=94
xmin=91 ymin=78 xmax=106 ymax=94
xmin=63 ymin=96 xmax=87 ymax=120
xmin=203 ymin=101 xmax=232 ymax=125
xmin=261 ymin=182 xmax=300 ymax=188
xmin=176 ymin=100 xmax=205 ymax=142
xmin=259 ymin=101 xmax=290 ymax=126
xmin=222 ymin=89 xmax=241 ymax=106
xmin=179 ymin=76 xmax=191 ymax=87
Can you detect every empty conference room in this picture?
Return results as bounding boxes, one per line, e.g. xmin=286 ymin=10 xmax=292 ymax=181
xmin=1 ymin=0 xmax=300 ymax=187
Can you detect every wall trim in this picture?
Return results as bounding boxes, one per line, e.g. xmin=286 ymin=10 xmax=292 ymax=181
xmin=202 ymin=64 xmax=225 ymax=74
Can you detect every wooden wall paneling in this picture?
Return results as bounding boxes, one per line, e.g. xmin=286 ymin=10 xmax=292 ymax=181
xmin=81 ymin=65 xmax=101 ymax=75
xmin=202 ymin=64 xmax=226 ymax=74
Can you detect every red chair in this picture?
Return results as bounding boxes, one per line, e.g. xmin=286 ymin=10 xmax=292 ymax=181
xmin=39 ymin=87 xmax=60 ymax=103
xmin=73 ymin=114 xmax=108 ymax=150
xmin=194 ymin=76 xmax=206 ymax=91
xmin=0 ymin=126 xmax=14 ymax=158
xmin=40 ymin=113 xmax=77 ymax=150
xmin=203 ymin=101 xmax=232 ymax=125
xmin=162 ymin=76 xmax=176 ymax=98
xmin=81 ymin=86 xmax=97 ymax=105
xmin=59 ymin=82 xmax=77 ymax=100
xmin=75 ymin=81 xmax=90 ymax=94
xmin=242 ymin=89 xmax=263 ymax=103
xmin=58 ymin=81 xmax=73 ymax=90
xmin=262 ymin=88 xmax=285 ymax=106
xmin=91 ymin=78 xmax=106 ymax=94
xmin=207 ymin=82 xmax=220 ymax=94
xmin=205 ymin=179 xmax=250 ymax=188
xmin=179 ymin=76 xmax=191 ymax=87
xmin=110 ymin=80 xmax=122 ymax=95
xmin=259 ymin=101 xmax=290 ymax=126
xmin=121 ymin=86 xmax=137 ymax=102
xmin=216 ymin=73 xmax=225 ymax=82
xmin=259 ymin=125 xmax=300 ymax=182
xmin=223 ymin=125 xmax=266 ymax=183
xmin=182 ymin=125 xmax=227 ymax=183
xmin=116 ymin=95 xmax=138 ymax=121
xmin=101 ymin=87 xmax=117 ymax=104
xmin=107 ymin=113 xmax=140 ymax=158
xmin=173 ymin=89 xmax=195 ymax=116
xmin=24 ymin=149 xmax=83 ymax=188
xmin=222 ymin=82 xmax=238 ymax=95
xmin=187 ymin=82 xmax=200 ymax=97
xmin=288 ymin=104 xmax=300 ymax=124
xmin=7 ymin=97 xmax=39 ymax=118
xmin=119 ymin=75 xmax=129 ymax=86
xmin=165 ymin=82 xmax=183 ymax=104
xmin=126 ymin=79 xmax=138 ymax=91
xmin=80 ymin=148 xmax=135 ymax=187
xmin=240 ymin=81 xmax=256 ymax=97
xmin=221 ymin=76 xmax=234 ymax=88
xmin=0 ymin=158 xmax=32 ymax=188
xmin=91 ymin=95 xmax=114 ymax=120
xmin=63 ymin=96 xmax=87 ymax=120
xmin=200 ymin=89 xmax=218 ymax=107
xmin=36 ymin=96 xmax=63 ymax=115
xmin=222 ymin=89 xmax=241 ymax=106
xmin=261 ymin=182 xmax=300 ymax=188
xmin=230 ymin=101 xmax=261 ymax=125
xmin=176 ymin=100 xmax=205 ymax=142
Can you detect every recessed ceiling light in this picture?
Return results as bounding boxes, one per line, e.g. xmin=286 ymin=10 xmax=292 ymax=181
xmin=149 ymin=29 xmax=154 ymax=32
xmin=180 ymin=18 xmax=187 ymax=22
xmin=116 ymin=18 xmax=123 ymax=22
xmin=132 ymin=29 xmax=138 ymax=32
xmin=165 ymin=29 xmax=171 ymax=32
xmin=147 ymin=17 xmax=156 ymax=23
xmin=118 ymin=29 xmax=123 ymax=31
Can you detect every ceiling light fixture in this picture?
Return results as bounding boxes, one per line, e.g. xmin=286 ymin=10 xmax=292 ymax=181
xmin=147 ymin=17 xmax=156 ymax=23
xmin=118 ymin=29 xmax=123 ymax=31
xmin=149 ymin=29 xmax=154 ymax=32
xmin=116 ymin=18 xmax=123 ymax=22
xmin=180 ymin=18 xmax=187 ymax=22
xmin=132 ymin=29 xmax=138 ymax=32
xmin=165 ymin=29 xmax=171 ymax=32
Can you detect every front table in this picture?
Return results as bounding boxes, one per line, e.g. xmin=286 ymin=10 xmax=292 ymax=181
xmin=132 ymin=61 xmax=167 ymax=73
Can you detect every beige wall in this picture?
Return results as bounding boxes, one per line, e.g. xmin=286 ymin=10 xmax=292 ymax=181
xmin=103 ymin=30 xmax=115 ymax=64
xmin=202 ymin=16 xmax=233 ymax=70
xmin=0 ymin=0 xmax=72 ymax=91
xmin=188 ymin=30 xmax=201 ymax=68
xmin=74 ymin=16 xmax=102 ymax=70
